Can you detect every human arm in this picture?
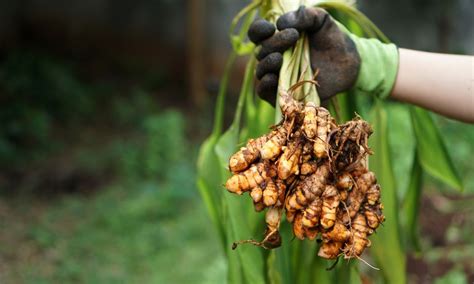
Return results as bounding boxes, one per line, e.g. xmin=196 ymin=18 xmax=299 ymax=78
xmin=249 ymin=6 xmax=474 ymax=123
xmin=391 ymin=49 xmax=474 ymax=123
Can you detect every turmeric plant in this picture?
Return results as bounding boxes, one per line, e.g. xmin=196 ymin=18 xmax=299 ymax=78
xmin=197 ymin=1 xmax=462 ymax=283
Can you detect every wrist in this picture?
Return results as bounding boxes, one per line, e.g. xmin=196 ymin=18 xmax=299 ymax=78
xmin=350 ymin=35 xmax=399 ymax=99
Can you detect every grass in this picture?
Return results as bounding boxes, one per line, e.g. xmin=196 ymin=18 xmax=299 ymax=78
xmin=0 ymin=78 xmax=228 ymax=283
xmin=1 ymin=181 xmax=226 ymax=283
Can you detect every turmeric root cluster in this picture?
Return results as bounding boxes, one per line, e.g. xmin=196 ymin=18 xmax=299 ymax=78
xmin=225 ymin=90 xmax=384 ymax=260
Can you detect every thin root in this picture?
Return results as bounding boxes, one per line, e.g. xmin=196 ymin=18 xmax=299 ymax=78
xmin=232 ymin=228 xmax=279 ymax=250
xmin=355 ymin=254 xmax=380 ymax=271
xmin=232 ymin=239 xmax=270 ymax=250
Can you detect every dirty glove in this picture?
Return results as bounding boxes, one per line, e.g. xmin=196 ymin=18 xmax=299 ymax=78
xmin=248 ymin=6 xmax=399 ymax=103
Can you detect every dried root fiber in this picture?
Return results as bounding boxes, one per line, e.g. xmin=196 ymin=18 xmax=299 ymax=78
xmin=226 ymin=88 xmax=384 ymax=260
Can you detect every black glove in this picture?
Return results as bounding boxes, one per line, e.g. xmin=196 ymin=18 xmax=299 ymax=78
xmin=248 ymin=6 xmax=361 ymax=104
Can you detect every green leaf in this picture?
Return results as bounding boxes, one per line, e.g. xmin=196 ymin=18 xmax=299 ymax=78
xmin=215 ymin=121 xmax=248 ymax=284
xmin=309 ymin=252 xmax=332 ymax=284
xmin=215 ymin=57 xmax=266 ymax=284
xmin=294 ymin=241 xmax=318 ymax=284
xmin=196 ymin=135 xmax=226 ymax=248
xmin=226 ymin=241 xmax=245 ymax=284
xmin=229 ymin=0 xmax=259 ymax=36
xmin=410 ymin=107 xmax=463 ymax=191
xmin=346 ymin=18 xmax=364 ymax=37
xmin=267 ymin=250 xmax=283 ymax=284
xmin=331 ymin=92 xmax=357 ymax=123
xmin=385 ymin=104 xmax=416 ymax=201
xmin=434 ymin=268 xmax=468 ymax=284
xmin=196 ymin=52 xmax=237 ymax=249
xmin=215 ymin=75 xmax=245 ymax=168
xmin=231 ymin=36 xmax=256 ymax=56
xmin=222 ymin=193 xmax=266 ymax=284
xmin=244 ymin=60 xmax=275 ymax=139
xmin=244 ymin=82 xmax=258 ymax=137
xmin=318 ymin=2 xmax=390 ymax=42
xmin=400 ymin=153 xmax=423 ymax=251
xmin=212 ymin=52 xmax=237 ymax=136
xmin=269 ymin=222 xmax=294 ymax=284
xmin=256 ymin=99 xmax=275 ymax=135
xmin=333 ymin=260 xmax=362 ymax=284
xmin=229 ymin=2 xmax=258 ymax=55
xmin=369 ymin=101 xmax=406 ymax=284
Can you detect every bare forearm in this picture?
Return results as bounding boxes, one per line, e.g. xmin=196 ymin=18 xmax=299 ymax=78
xmin=391 ymin=48 xmax=474 ymax=123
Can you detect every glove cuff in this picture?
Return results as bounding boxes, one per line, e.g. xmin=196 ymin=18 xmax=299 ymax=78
xmin=349 ymin=35 xmax=399 ymax=99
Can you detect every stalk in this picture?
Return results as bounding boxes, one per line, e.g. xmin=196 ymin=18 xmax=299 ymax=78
xmin=261 ymin=0 xmax=321 ymax=122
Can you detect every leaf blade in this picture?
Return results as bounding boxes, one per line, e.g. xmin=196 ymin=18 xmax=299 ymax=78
xmin=214 ymin=58 xmax=266 ymax=284
xmin=369 ymin=101 xmax=406 ymax=284
xmin=400 ymin=153 xmax=423 ymax=251
xmin=196 ymin=51 xmax=237 ymax=249
xmin=410 ymin=107 xmax=463 ymax=191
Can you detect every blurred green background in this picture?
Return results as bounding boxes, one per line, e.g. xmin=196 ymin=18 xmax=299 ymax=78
xmin=0 ymin=0 xmax=472 ymax=283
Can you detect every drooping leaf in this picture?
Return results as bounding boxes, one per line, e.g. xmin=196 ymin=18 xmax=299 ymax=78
xmin=244 ymin=82 xmax=258 ymax=137
xmin=384 ymin=104 xmax=416 ymax=201
xmin=215 ymin=57 xmax=255 ymax=161
xmin=309 ymin=252 xmax=332 ymax=284
xmin=400 ymin=153 xmax=423 ymax=251
xmin=318 ymin=2 xmax=390 ymax=43
xmin=219 ymin=170 xmax=267 ymax=284
xmin=294 ymin=241 xmax=318 ymax=284
xmin=369 ymin=101 xmax=406 ymax=284
xmin=256 ymin=99 xmax=276 ymax=135
xmin=269 ymin=222 xmax=294 ymax=284
xmin=267 ymin=250 xmax=283 ymax=284
xmin=410 ymin=107 xmax=463 ymax=191
xmin=210 ymin=52 xmax=237 ymax=136
xmin=231 ymin=36 xmax=256 ymax=55
xmin=229 ymin=2 xmax=258 ymax=55
xmin=244 ymin=61 xmax=275 ymax=139
xmin=196 ymin=52 xmax=237 ymax=249
xmin=333 ymin=260 xmax=362 ymax=284
xmin=331 ymin=92 xmax=357 ymax=123
xmin=196 ymin=136 xmax=226 ymax=248
xmin=215 ymin=58 xmax=266 ymax=284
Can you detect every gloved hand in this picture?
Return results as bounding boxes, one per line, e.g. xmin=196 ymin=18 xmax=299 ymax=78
xmin=248 ymin=6 xmax=399 ymax=104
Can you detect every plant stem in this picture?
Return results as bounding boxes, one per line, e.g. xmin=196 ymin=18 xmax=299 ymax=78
xmin=212 ymin=52 xmax=237 ymax=136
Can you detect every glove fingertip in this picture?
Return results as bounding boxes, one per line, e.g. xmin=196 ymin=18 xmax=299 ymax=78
xmin=257 ymin=28 xmax=298 ymax=61
xmin=276 ymin=6 xmax=303 ymax=30
xmin=256 ymin=53 xmax=283 ymax=79
xmin=277 ymin=6 xmax=327 ymax=33
xmin=257 ymin=73 xmax=278 ymax=103
xmin=248 ymin=19 xmax=276 ymax=44
xmin=256 ymin=48 xmax=269 ymax=61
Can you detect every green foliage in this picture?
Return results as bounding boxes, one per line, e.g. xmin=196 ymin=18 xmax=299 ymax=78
xmin=111 ymin=89 xmax=160 ymax=127
xmin=434 ymin=268 xmax=468 ymax=284
xmin=433 ymin=117 xmax=474 ymax=192
xmin=0 ymin=51 xmax=184 ymax=190
xmin=9 ymin=107 xmax=213 ymax=283
xmin=117 ymin=109 xmax=186 ymax=181
xmin=197 ymin=52 xmax=238 ymax=248
xmin=410 ymin=107 xmax=463 ymax=191
xmin=22 ymin=183 xmax=220 ymax=283
xmin=368 ymin=101 xmax=406 ymax=283
xmin=216 ymin=58 xmax=266 ymax=284
xmin=400 ymin=153 xmax=423 ymax=251
xmin=0 ymin=51 xmax=93 ymax=166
